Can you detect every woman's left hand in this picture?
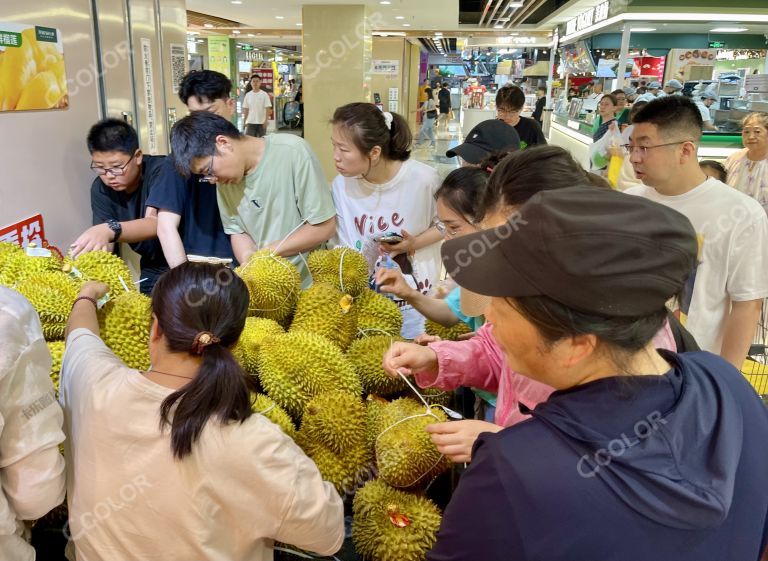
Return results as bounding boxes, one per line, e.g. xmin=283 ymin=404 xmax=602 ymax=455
xmin=380 ymin=229 xmax=414 ymax=258
xmin=425 ymin=420 xmax=503 ymax=463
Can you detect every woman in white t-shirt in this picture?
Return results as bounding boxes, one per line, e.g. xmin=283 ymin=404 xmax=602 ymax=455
xmin=416 ymin=87 xmax=438 ymax=148
xmin=330 ymin=103 xmax=443 ymax=338
xmin=725 ymin=112 xmax=768 ymax=212
xmin=60 ymin=263 xmax=344 ymax=561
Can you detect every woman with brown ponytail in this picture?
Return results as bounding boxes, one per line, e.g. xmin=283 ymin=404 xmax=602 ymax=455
xmin=60 ymin=263 xmax=344 ymax=561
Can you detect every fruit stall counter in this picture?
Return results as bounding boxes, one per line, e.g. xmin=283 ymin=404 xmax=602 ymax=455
xmin=549 ymin=113 xmax=743 ymax=169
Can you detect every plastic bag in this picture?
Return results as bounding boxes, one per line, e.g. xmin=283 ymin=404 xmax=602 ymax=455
xmin=590 ymin=121 xmax=623 ymax=173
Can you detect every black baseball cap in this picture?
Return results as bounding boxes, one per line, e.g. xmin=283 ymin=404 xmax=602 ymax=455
xmin=442 ymin=186 xmax=697 ymax=317
xmin=446 ymin=119 xmax=521 ymax=164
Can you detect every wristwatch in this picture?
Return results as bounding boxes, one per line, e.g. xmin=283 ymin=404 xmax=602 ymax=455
xmin=106 ymin=219 xmax=122 ymax=243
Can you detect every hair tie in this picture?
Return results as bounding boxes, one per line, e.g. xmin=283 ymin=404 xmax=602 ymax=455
xmin=192 ymin=331 xmax=221 ymax=355
xmin=382 ymin=111 xmax=394 ymax=130
xmin=485 ymin=166 xmax=494 ymax=174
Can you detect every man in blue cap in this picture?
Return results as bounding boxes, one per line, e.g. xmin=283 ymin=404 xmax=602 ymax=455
xmin=696 ymin=90 xmax=719 ymax=131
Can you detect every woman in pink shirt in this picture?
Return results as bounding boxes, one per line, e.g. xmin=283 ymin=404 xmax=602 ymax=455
xmin=383 ymin=146 xmax=679 ymax=463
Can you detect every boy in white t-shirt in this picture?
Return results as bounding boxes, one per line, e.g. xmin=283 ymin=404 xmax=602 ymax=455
xmin=624 ymin=95 xmax=768 ymax=367
xmin=242 ymin=75 xmax=272 ymax=138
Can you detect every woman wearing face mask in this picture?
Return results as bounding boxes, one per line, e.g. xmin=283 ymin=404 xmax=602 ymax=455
xmin=60 ymin=263 xmax=344 ymax=560
xmin=425 ymin=187 xmax=768 ymax=561
xmin=330 ymin=103 xmax=443 ymax=338
xmin=725 ymin=112 xmax=768 ymax=213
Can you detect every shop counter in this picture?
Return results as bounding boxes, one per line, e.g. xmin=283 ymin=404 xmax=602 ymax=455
xmin=549 ymin=114 xmax=743 ymax=169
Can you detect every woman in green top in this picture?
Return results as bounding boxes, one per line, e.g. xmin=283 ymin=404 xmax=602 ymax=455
xmin=592 ymin=93 xmax=619 ymax=141
xmin=611 ymin=89 xmax=630 ymax=126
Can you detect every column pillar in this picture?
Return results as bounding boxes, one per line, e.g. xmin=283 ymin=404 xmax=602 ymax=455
xmin=302 ymin=5 xmax=377 ymax=180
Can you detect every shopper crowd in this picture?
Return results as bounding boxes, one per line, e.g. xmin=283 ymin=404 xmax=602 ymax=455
xmin=3 ymin=68 xmax=768 ymax=561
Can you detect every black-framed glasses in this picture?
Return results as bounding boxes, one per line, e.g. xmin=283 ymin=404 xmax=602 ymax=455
xmin=90 ymin=152 xmax=136 ymax=176
xmin=620 ymin=141 xmax=693 ymax=157
xmin=200 ymin=149 xmax=218 ymax=183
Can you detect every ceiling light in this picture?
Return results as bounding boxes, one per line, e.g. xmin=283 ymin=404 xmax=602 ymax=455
xmin=230 ymin=0 xmax=242 ymax=4
xmin=710 ymin=26 xmax=747 ymax=32
xmin=497 ymin=17 xmax=510 ymax=22
xmin=232 ymin=30 xmax=241 ymax=34
xmin=188 ymin=31 xmax=199 ymax=35
xmin=631 ymin=27 xmax=656 ymax=32
xmin=248 ymin=33 xmax=255 ymax=36
xmin=203 ymin=23 xmax=214 ymax=28
xmin=507 ymin=1 xmax=524 ymax=7
xmin=380 ymin=1 xmax=391 ymax=4
xmin=402 ymin=23 xmax=411 ymax=27
xmin=275 ymin=15 xmax=284 ymax=19
xmin=508 ymin=32 xmax=519 ymax=36
xmin=395 ymin=16 xmax=405 ymax=20
xmin=434 ymin=32 xmax=443 ymax=36
xmin=494 ymin=25 xmax=504 ymax=29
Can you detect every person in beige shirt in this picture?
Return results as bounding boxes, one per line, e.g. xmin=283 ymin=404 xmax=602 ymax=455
xmin=60 ymin=263 xmax=344 ymax=561
xmin=0 ymin=287 xmax=66 ymax=561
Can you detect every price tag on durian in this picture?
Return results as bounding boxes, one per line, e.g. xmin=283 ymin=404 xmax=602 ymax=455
xmin=25 ymin=245 xmax=52 ymax=258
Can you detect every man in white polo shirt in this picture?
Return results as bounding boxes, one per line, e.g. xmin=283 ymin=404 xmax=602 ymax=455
xmin=242 ymin=75 xmax=272 ymax=138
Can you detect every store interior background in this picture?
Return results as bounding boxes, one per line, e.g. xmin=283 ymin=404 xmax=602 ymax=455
xmin=2 ymin=0 xmax=768 ymax=251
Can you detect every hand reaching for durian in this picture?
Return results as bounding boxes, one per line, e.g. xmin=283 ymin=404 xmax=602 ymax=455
xmin=375 ymin=268 xmax=417 ymax=300
xmin=70 ymin=224 xmax=113 ymax=258
xmin=382 ymin=341 xmax=438 ymax=377
xmin=413 ymin=333 xmax=442 ymax=346
xmin=78 ymin=281 xmax=109 ymax=300
xmin=425 ymin=420 xmax=503 ymax=463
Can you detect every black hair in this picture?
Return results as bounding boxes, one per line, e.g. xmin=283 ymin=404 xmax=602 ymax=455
xmin=477 ymin=145 xmax=598 ymax=220
xmin=699 ymin=159 xmax=728 ymax=183
xmin=250 ymin=74 xmax=261 ymax=81
xmin=632 ymin=95 xmax=703 ymax=142
xmin=331 ymin=102 xmax=411 ymax=164
xmin=178 ymin=70 xmax=232 ymax=106
xmin=509 ymin=296 xmax=668 ymax=371
xmin=442 ymin=82 xmax=449 ymax=88
xmin=495 ymin=84 xmax=525 ymax=111
xmin=611 ymin=89 xmax=625 ymax=97
xmin=537 ymin=86 xmax=547 ymax=93
xmin=425 ymin=87 xmax=433 ymax=98
xmin=434 ymin=167 xmax=490 ymax=222
xmin=154 ymin=262 xmax=252 ymax=459
xmin=170 ymin=111 xmax=242 ymax=177
xmin=87 ymin=118 xmax=139 ymax=155
xmin=600 ymin=93 xmax=619 ymax=107
xmin=629 ymin=101 xmax=648 ymax=123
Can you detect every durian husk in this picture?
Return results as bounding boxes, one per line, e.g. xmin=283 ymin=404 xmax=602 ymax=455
xmin=250 ymin=393 xmax=296 ymax=439
xmin=289 ymin=283 xmax=358 ymax=351
xmin=424 ymin=319 xmax=473 ymax=341
xmin=307 ymin=247 xmax=370 ymax=297
xmin=299 ymin=391 xmax=366 ymax=454
xmin=98 ymin=291 xmax=151 ymax=370
xmin=15 ymin=271 xmax=80 ymax=340
xmin=347 ymin=335 xmax=407 ymax=396
xmin=233 ymin=317 xmax=284 ymax=374
xmin=235 ymin=250 xmax=300 ymax=326
xmin=355 ymin=289 xmax=403 ymax=338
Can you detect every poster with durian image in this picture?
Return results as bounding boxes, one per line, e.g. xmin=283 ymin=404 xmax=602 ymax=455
xmin=0 ymin=23 xmax=69 ymax=112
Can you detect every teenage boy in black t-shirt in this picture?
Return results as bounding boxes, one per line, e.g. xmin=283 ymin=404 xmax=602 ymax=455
xmin=147 ymin=70 xmax=236 ymax=268
xmin=70 ymin=119 xmax=169 ymax=294
xmin=495 ymin=84 xmax=547 ymax=149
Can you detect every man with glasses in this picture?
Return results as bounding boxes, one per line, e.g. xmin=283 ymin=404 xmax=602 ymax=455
xmin=147 ymin=70 xmax=236 ymax=268
xmin=624 ymin=96 xmax=768 ymax=368
xmin=495 ymin=84 xmax=546 ymax=150
xmin=71 ymin=118 xmax=170 ymax=294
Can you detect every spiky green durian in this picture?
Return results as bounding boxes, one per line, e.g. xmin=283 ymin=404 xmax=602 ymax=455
xmin=98 ymin=291 xmax=151 ymax=370
xmin=289 ymin=283 xmax=357 ymax=350
xmin=235 ymin=251 xmax=300 ymax=326
xmin=257 ymin=331 xmax=361 ymax=420
xmin=15 ymin=271 xmax=80 ymax=340
xmin=298 ymin=435 xmax=373 ymax=496
xmin=308 ymin=247 xmax=370 ymax=296
xmin=233 ymin=317 xmax=284 ymax=374
xmin=424 ymin=319 xmax=473 ymax=341
xmin=299 ymin=391 xmax=366 ymax=454
xmin=356 ymin=289 xmax=402 ymax=338
xmin=250 ymin=393 xmax=296 ymax=439
xmin=374 ymin=398 xmax=450 ymax=489
xmin=347 ymin=335 xmax=407 ymax=396
xmin=352 ymin=479 xmax=442 ymax=561
xmin=47 ymin=340 xmax=65 ymax=394
xmin=365 ymin=394 xmax=389 ymax=450
xmin=1 ymin=249 xmax=63 ymax=287
xmin=69 ymin=251 xmax=135 ymax=295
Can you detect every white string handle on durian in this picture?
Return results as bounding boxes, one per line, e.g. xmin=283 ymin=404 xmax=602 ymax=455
xmin=271 ymin=218 xmax=308 ymax=256
xmin=337 ymin=246 xmax=350 ymax=294
xmin=256 ymin=402 xmax=276 ymax=416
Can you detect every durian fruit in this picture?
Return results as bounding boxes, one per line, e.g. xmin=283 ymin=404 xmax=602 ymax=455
xmin=425 ymin=319 xmax=473 ymax=341
xmin=300 ymin=391 xmax=366 ymax=454
xmin=352 ymin=479 xmax=442 ymax=561
xmin=374 ymin=398 xmax=450 ymax=489
xmin=289 ymin=283 xmax=358 ymax=350
xmin=356 ymin=289 xmax=403 ymax=338
xmin=365 ymin=394 xmax=389 ymax=450
xmin=98 ymin=291 xmax=151 ymax=370
xmin=298 ymin=434 xmax=373 ymax=496
xmin=251 ymin=393 xmax=296 ymax=439
xmin=235 ymin=250 xmax=300 ymax=326
xmin=422 ymin=388 xmax=452 ymax=408
xmin=233 ymin=317 xmax=284 ymax=374
xmin=15 ymin=271 xmax=80 ymax=340
xmin=69 ymin=251 xmax=135 ymax=295
xmin=257 ymin=331 xmax=361 ymax=420
xmin=1 ymin=250 xmax=63 ymax=287
xmin=308 ymin=247 xmax=370 ymax=296
xmin=47 ymin=340 xmax=65 ymax=394
xmin=347 ymin=335 xmax=407 ymax=396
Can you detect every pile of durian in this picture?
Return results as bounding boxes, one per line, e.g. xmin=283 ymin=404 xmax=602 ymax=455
xmin=1 ymin=243 xmax=472 ymax=560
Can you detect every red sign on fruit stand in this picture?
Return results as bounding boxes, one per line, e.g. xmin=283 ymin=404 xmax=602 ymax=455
xmin=0 ymin=214 xmax=46 ymax=248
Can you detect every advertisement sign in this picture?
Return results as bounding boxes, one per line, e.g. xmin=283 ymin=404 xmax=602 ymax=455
xmin=208 ymin=36 xmax=231 ymax=77
xmin=666 ymin=49 xmax=717 ymax=82
xmin=0 ymin=23 xmax=68 ymax=112
xmin=372 ymin=59 xmax=400 ymax=75
xmin=0 ymin=214 xmax=46 ymax=248
xmin=565 ymin=1 xmax=610 ymax=37
xmin=632 ymin=56 xmax=665 ymax=79
xmin=170 ymin=43 xmax=187 ymax=95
